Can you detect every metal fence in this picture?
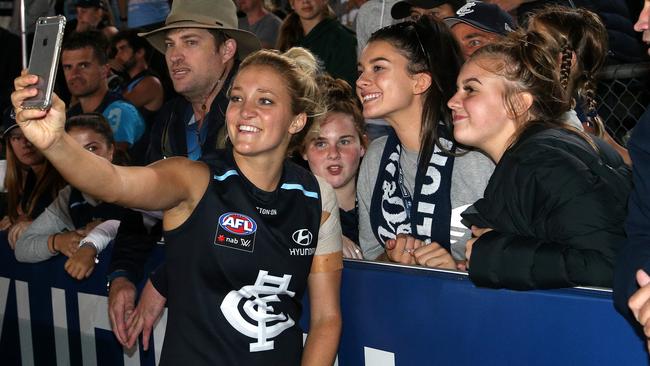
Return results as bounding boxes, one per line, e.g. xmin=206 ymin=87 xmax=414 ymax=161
xmin=596 ymin=62 xmax=650 ymax=146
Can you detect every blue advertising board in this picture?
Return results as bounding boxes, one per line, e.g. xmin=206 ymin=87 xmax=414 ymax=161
xmin=0 ymin=234 xmax=646 ymax=365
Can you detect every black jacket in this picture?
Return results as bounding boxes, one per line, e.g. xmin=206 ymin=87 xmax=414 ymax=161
xmin=462 ymin=126 xmax=631 ymax=290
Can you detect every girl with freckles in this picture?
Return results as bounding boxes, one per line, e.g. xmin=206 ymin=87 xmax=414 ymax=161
xmin=449 ymin=32 xmax=631 ymax=289
xmin=301 ymin=75 xmax=367 ymax=259
xmin=355 ymin=17 xmax=494 ymax=268
xmin=11 ymin=47 xmax=342 ymax=366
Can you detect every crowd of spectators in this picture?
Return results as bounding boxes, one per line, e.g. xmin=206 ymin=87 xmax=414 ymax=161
xmin=3 ymin=0 xmax=650 ymax=362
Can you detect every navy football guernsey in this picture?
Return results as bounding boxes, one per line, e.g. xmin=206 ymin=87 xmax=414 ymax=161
xmin=159 ymin=149 xmax=322 ymax=365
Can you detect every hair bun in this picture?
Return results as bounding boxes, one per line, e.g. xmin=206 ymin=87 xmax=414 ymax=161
xmin=283 ymin=47 xmax=321 ymax=79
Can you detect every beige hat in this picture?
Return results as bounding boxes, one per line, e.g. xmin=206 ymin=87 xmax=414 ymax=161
xmin=139 ymin=0 xmax=261 ymax=59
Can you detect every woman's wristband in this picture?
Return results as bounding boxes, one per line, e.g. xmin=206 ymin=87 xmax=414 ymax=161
xmin=49 ymin=233 xmax=59 ymax=255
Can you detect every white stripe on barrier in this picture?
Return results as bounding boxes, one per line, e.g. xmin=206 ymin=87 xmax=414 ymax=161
xmin=79 ymin=293 xmax=106 ymax=366
xmin=52 ymin=288 xmax=70 ymax=365
xmin=364 ymin=346 xmax=395 ymax=366
xmin=0 ymin=277 xmax=9 ymax=344
xmin=153 ymin=308 xmax=168 ymax=366
xmin=16 ymin=280 xmax=34 ymax=366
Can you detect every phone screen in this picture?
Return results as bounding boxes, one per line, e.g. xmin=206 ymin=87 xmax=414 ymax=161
xmin=22 ymin=16 xmax=66 ymax=110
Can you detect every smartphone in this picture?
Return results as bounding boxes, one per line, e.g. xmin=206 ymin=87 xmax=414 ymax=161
xmin=21 ymin=15 xmax=66 ymax=110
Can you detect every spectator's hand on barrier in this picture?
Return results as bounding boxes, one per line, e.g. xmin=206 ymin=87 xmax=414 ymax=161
xmin=413 ymin=242 xmax=456 ymax=270
xmin=385 ymin=234 xmax=423 ymax=265
xmin=109 ymin=277 xmax=137 ymax=347
xmin=11 ymin=71 xmax=67 ymax=151
xmin=0 ymin=216 xmax=12 ymax=231
xmin=54 ymin=231 xmax=85 ymax=257
xmin=465 ymin=226 xmax=492 ymax=269
xmin=456 ymin=260 xmax=468 ymax=272
xmin=629 ymin=270 xmax=650 ymax=352
xmin=126 ymin=279 xmax=166 ymax=351
xmin=342 ymin=236 xmax=363 ymax=259
xmin=8 ymin=220 xmax=32 ymax=249
xmin=64 ymin=245 xmax=97 ymax=280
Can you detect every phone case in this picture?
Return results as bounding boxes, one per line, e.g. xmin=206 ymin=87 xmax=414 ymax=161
xmin=21 ymin=15 xmax=66 ymax=110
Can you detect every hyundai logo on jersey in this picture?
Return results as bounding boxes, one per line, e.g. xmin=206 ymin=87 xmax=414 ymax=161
xmin=292 ymin=229 xmax=313 ymax=246
xmin=219 ymin=213 xmax=258 ymax=235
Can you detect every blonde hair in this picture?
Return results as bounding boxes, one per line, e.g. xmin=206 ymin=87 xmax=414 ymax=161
xmin=238 ymin=47 xmax=327 ymax=153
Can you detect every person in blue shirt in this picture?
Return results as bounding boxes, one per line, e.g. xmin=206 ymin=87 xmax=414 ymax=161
xmin=62 ymin=30 xmax=146 ymax=156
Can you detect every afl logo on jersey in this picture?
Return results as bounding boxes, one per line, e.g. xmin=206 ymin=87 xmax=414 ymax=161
xmin=219 ymin=213 xmax=257 ymax=235
xmin=292 ymin=229 xmax=313 ymax=246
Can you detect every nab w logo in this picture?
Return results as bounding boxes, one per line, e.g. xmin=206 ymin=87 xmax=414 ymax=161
xmin=219 ymin=212 xmax=257 ymax=235
xmin=220 ymin=271 xmax=295 ymax=352
xmin=292 ymin=229 xmax=312 ymax=246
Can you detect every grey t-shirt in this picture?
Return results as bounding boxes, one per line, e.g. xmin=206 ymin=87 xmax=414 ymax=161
xmin=357 ymin=136 xmax=495 ymax=260
xmin=238 ymin=12 xmax=282 ymax=48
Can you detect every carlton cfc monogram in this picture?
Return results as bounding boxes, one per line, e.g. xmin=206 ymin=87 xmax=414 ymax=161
xmin=220 ymin=270 xmax=295 ymax=352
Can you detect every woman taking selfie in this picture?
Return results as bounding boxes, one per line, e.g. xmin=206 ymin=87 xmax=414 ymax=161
xmin=12 ymin=47 xmax=342 ymax=365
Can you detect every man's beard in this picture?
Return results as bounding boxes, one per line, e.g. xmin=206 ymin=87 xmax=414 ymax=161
xmin=123 ymin=57 xmax=137 ymax=74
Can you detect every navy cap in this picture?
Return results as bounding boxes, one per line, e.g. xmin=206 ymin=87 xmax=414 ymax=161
xmin=444 ymin=2 xmax=515 ymax=36
xmin=391 ymin=0 xmax=463 ymax=20
xmin=75 ymin=0 xmax=105 ymax=9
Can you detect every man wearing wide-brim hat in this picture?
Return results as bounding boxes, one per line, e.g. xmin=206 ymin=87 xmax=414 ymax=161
xmin=138 ymin=0 xmax=261 ymax=161
xmin=105 ymin=0 xmax=261 ymax=358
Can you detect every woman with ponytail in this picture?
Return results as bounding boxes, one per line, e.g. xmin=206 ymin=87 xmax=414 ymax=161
xmin=527 ymin=5 xmax=631 ymax=164
xmin=356 ymin=17 xmax=494 ymax=268
xmin=448 ymin=30 xmax=631 ymax=289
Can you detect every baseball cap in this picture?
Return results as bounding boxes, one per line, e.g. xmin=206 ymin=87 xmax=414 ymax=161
xmin=75 ymin=0 xmax=106 ymax=9
xmin=391 ymin=0 xmax=463 ymax=20
xmin=444 ymin=2 xmax=515 ymax=36
xmin=1 ymin=108 xmax=19 ymax=139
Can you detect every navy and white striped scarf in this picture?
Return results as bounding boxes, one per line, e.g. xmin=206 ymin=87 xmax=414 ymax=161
xmin=369 ymin=130 xmax=455 ymax=250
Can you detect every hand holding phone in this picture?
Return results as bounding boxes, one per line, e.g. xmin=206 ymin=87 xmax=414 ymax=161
xmin=21 ymin=16 xmax=66 ymax=110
